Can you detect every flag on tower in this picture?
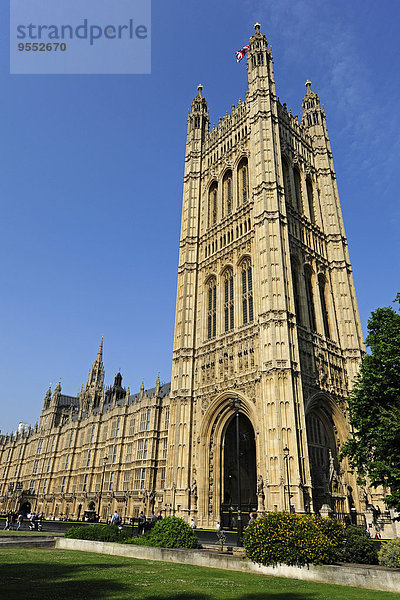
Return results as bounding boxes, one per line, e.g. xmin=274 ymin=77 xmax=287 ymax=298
xmin=235 ymin=44 xmax=249 ymax=63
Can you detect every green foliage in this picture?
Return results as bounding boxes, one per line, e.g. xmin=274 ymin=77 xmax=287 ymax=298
xmin=144 ymin=516 xmax=200 ymax=549
xmin=378 ymin=537 xmax=400 ymax=568
xmin=123 ymin=532 xmax=153 ymax=546
xmin=65 ymin=524 xmax=128 ymax=542
xmin=243 ymin=512 xmax=345 ymax=567
xmin=341 ymin=294 xmax=400 ymax=510
xmin=339 ymin=526 xmax=378 ymax=564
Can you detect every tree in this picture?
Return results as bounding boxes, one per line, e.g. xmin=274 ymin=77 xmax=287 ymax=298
xmin=342 ymin=294 xmax=400 ymax=510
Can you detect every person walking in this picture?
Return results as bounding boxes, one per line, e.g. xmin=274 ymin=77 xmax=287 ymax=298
xmin=17 ymin=513 xmax=23 ymax=531
xmin=111 ymin=510 xmax=121 ymax=526
xmin=137 ymin=511 xmax=146 ymax=536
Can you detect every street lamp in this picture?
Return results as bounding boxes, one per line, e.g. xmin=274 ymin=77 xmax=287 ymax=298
xmin=98 ymin=456 xmax=108 ymax=522
xmin=232 ymin=396 xmax=242 ymax=546
xmin=283 ymin=446 xmax=293 ymax=512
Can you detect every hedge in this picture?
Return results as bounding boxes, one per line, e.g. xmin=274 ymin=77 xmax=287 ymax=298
xmin=243 ymin=512 xmax=345 ymax=567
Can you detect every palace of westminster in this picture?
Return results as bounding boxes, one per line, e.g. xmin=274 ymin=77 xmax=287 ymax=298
xmin=1 ymin=25 xmax=398 ymax=536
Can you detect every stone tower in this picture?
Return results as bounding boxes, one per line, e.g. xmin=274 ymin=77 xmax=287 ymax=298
xmin=167 ymin=24 xmax=365 ymax=527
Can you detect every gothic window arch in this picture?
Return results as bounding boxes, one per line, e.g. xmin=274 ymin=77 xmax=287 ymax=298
xmin=304 ymin=265 xmax=316 ymax=331
xmin=291 ymin=258 xmax=302 ymax=325
xmin=293 ymin=167 xmax=303 ymax=212
xmin=318 ymin=273 xmax=331 ymax=339
xmin=223 ymin=268 xmax=234 ymax=332
xmin=206 ymin=277 xmax=217 ymax=339
xmin=240 ymin=259 xmax=253 ymax=325
xmin=306 ymin=178 xmax=315 ymax=223
xmin=222 ymin=170 xmax=233 ymax=217
xmin=237 ymin=157 xmax=249 ymax=204
xmin=282 ymin=156 xmax=292 ymax=207
xmin=306 ymin=405 xmax=343 ymax=513
xmin=208 ymin=182 xmax=218 ymax=227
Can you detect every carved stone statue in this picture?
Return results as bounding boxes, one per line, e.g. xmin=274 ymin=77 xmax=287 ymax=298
xmin=257 ymin=474 xmax=264 ymax=496
xmin=257 ymin=474 xmax=265 ymax=511
xmin=191 ymin=479 xmax=198 ymax=499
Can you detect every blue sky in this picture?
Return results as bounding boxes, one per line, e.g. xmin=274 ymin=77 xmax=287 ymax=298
xmin=0 ymin=0 xmax=399 ymax=433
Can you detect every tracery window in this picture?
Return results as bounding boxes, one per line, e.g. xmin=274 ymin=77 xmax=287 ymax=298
xmin=223 ymin=170 xmax=233 ymax=217
xmin=282 ymin=156 xmax=292 ymax=206
xmin=304 ymin=267 xmax=316 ymax=331
xmin=291 ymin=261 xmax=302 ymax=325
xmin=209 ymin=182 xmax=218 ymax=227
xmin=318 ymin=274 xmax=331 ymax=338
xmin=137 ymin=439 xmax=148 ymax=460
xmin=237 ymin=158 xmax=249 ymax=204
xmin=241 ymin=261 xmax=254 ymax=325
xmin=207 ymin=277 xmax=217 ymax=339
xmin=293 ymin=168 xmax=303 ymax=212
xmin=306 ymin=178 xmax=316 ymax=223
xmin=134 ymin=468 xmax=146 ymax=490
xmin=224 ymin=269 xmax=234 ymax=332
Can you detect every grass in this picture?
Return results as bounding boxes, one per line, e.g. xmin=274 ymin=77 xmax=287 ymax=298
xmin=0 ymin=548 xmax=398 ymax=600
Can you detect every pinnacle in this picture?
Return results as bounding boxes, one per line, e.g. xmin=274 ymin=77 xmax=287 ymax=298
xmin=96 ymin=336 xmax=103 ymax=359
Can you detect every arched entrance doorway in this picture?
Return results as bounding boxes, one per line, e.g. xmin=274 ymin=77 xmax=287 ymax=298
xmin=221 ymin=414 xmax=257 ymax=528
xmin=19 ymin=501 xmax=31 ymax=516
xmin=306 ymin=409 xmax=347 ymax=514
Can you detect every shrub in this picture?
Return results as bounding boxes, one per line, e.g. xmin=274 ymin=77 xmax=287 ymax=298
xmin=243 ymin=512 xmax=345 ymax=567
xmin=378 ymin=537 xmax=400 ymax=568
xmin=132 ymin=517 xmax=200 ymax=549
xmin=65 ymin=524 xmax=128 ymax=542
xmin=339 ymin=526 xmax=378 ymax=564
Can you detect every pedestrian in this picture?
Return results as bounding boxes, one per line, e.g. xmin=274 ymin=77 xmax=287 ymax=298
xmin=246 ymin=512 xmax=256 ymax=529
xmin=111 ymin=510 xmax=121 ymax=526
xmin=137 ymin=511 xmax=146 ymax=536
xmin=156 ymin=511 xmax=163 ymax=520
xmin=17 ymin=513 xmax=23 ymax=531
xmin=9 ymin=512 xmax=15 ymax=531
xmin=190 ymin=518 xmax=196 ymax=528
xmin=216 ymin=521 xmax=221 ymax=531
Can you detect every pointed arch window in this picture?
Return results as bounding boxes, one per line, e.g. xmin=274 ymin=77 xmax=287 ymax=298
xmin=291 ymin=261 xmax=302 ymax=325
xmin=207 ymin=278 xmax=217 ymax=339
xmin=241 ymin=261 xmax=254 ymax=325
xmin=304 ymin=267 xmax=316 ymax=331
xmin=318 ymin=274 xmax=330 ymax=338
xmin=208 ymin=182 xmax=218 ymax=227
xmin=282 ymin=156 xmax=292 ymax=207
xmin=306 ymin=178 xmax=315 ymax=223
xmin=293 ymin=167 xmax=302 ymax=212
xmin=223 ymin=170 xmax=233 ymax=217
xmin=238 ymin=158 xmax=249 ymax=204
xmin=224 ymin=269 xmax=234 ymax=332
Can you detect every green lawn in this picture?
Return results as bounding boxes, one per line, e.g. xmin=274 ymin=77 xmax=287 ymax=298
xmin=0 ymin=548 xmax=398 ymax=600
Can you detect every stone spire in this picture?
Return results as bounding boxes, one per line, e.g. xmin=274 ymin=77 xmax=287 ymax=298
xmin=301 ymin=80 xmax=324 ymax=128
xmin=86 ymin=337 xmax=105 ymax=390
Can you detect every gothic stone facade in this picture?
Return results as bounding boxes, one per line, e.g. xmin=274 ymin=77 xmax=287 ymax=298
xmin=0 ymin=340 xmax=171 ymax=520
xmin=1 ymin=24 xmax=387 ymax=531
